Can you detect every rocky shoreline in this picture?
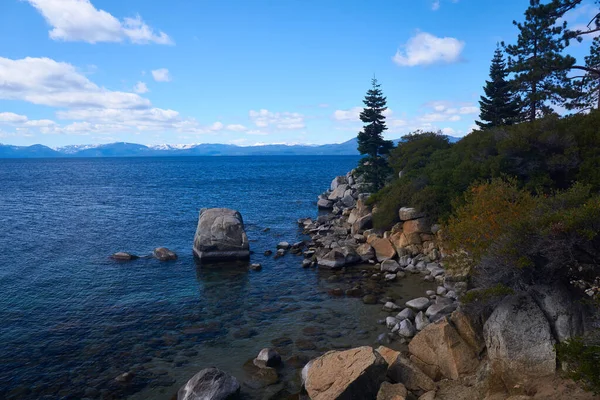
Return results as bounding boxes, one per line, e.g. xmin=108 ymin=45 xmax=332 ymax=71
xmin=171 ymin=169 xmax=597 ymax=400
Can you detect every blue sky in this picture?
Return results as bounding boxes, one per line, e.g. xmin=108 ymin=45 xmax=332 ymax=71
xmin=0 ymin=0 xmax=597 ymax=147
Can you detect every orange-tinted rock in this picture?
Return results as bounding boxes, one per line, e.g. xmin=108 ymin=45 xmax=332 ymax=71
xmin=408 ymin=319 xmax=478 ymax=381
xmin=304 ymin=346 xmax=388 ymax=400
xmin=371 ymin=238 xmax=397 ymax=262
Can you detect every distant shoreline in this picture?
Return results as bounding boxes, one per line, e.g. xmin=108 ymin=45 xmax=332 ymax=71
xmin=0 ymin=136 xmax=461 ymax=159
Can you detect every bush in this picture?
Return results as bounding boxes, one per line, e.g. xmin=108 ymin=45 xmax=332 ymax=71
xmin=367 ymin=110 xmax=600 ymax=229
xmin=556 ymin=337 xmax=600 ymax=394
xmin=445 ymin=179 xmax=600 ymax=295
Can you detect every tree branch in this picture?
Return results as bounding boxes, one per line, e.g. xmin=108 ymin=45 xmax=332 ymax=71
xmin=571 ymin=65 xmax=600 ymax=75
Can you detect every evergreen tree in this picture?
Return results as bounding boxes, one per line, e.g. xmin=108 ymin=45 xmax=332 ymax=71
xmin=476 ymin=47 xmax=520 ymax=128
xmin=504 ymin=0 xmax=576 ymax=121
xmin=567 ymin=37 xmax=600 ymax=111
xmin=356 ymin=78 xmax=394 ymax=191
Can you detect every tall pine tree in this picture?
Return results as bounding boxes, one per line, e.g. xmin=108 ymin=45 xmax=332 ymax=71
xmin=504 ymin=0 xmax=575 ymax=121
xmin=356 ymin=78 xmax=393 ymax=192
xmin=476 ymin=47 xmax=520 ymax=128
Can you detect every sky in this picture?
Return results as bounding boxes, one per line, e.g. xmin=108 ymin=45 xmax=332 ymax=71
xmin=0 ymin=0 xmax=598 ymax=147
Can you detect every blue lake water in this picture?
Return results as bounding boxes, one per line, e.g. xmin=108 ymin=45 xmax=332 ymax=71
xmin=0 ymin=156 xmax=431 ymax=399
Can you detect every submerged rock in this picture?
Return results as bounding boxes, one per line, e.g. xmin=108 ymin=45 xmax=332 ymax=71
xmin=193 ymin=208 xmax=250 ymax=262
xmin=254 ymin=348 xmax=282 ymax=368
xmin=111 ymin=252 xmax=138 ymax=261
xmin=177 ymin=367 xmax=240 ymax=400
xmin=153 ymin=247 xmax=177 ymax=261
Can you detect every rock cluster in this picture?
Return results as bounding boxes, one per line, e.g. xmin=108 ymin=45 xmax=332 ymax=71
xmin=299 ymin=172 xmax=442 ymax=272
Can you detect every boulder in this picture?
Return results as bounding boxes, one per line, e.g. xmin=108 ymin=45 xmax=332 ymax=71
xmin=405 ymin=298 xmax=431 ymax=312
xmin=304 ymin=346 xmax=388 ymax=400
xmin=371 ymin=238 xmax=397 ymax=262
xmin=386 ymin=316 xmax=400 ymax=329
xmin=351 ymin=214 xmax=373 ymax=235
xmin=425 ymin=303 xmax=457 ymax=321
xmin=254 ymin=348 xmax=281 ymax=368
xmin=277 ymin=242 xmax=291 ymax=249
xmin=341 ymin=193 xmax=356 ymax=208
xmin=397 ymin=319 xmax=416 ymax=338
xmin=415 ymin=311 xmax=430 ymax=332
xmin=483 ymin=295 xmax=556 ymax=388
xmin=375 ymin=346 xmax=400 ymax=367
xmin=387 ymin=355 xmax=435 ymax=393
xmin=530 ymin=284 xmax=584 ymax=343
xmin=356 ymin=243 xmax=375 ymax=262
xmin=381 ymin=260 xmax=401 ymax=273
xmin=318 ymin=198 xmax=334 ymax=209
xmin=402 ymin=218 xmax=429 ymax=235
xmin=193 ymin=208 xmax=250 ymax=262
xmin=396 ymin=308 xmax=415 ymax=321
xmin=450 ymin=310 xmax=485 ymax=354
xmin=399 ymin=207 xmax=425 ymax=221
xmin=317 ymin=249 xmax=346 ymax=269
xmin=328 ymin=184 xmax=349 ymax=201
xmin=340 ymin=246 xmax=361 ymax=265
xmin=331 ymin=176 xmax=348 ymax=191
xmin=177 ymin=367 xmax=240 ymax=400
xmin=153 ymin=247 xmax=177 ymax=261
xmin=377 ymin=382 xmax=408 ymax=400
xmin=408 ymin=319 xmax=478 ymax=380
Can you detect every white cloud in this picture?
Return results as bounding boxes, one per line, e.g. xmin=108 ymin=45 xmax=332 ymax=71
xmin=420 ymin=113 xmax=461 ymax=122
xmin=0 ymin=56 xmax=243 ymax=138
xmin=246 ymin=129 xmax=269 ymax=136
xmin=249 ymin=109 xmax=305 ymax=130
xmin=459 ymin=106 xmax=479 ymax=114
xmin=133 ymin=82 xmax=149 ymax=94
xmin=209 ymin=121 xmax=224 ymax=131
xmin=0 ymin=57 xmax=150 ymax=109
xmin=333 ymin=106 xmax=393 ymax=121
xmin=152 ymin=68 xmax=171 ymax=82
xmin=442 ymin=127 xmax=456 ymax=135
xmin=0 ymin=112 xmax=56 ymax=127
xmin=432 ymin=1 xmax=440 ymax=11
xmin=0 ymin=112 xmax=28 ymax=123
xmin=26 ymin=0 xmax=173 ymax=44
xmin=225 ymin=124 xmax=247 ymax=132
xmin=392 ymin=32 xmax=465 ymax=67
xmin=333 ymin=107 xmax=362 ymax=121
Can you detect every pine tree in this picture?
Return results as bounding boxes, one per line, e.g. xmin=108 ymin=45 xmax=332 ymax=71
xmin=356 ymin=78 xmax=394 ymax=192
xmin=567 ymin=37 xmax=600 ymax=111
xmin=504 ymin=0 xmax=576 ymax=121
xmin=476 ymin=47 xmax=520 ymax=128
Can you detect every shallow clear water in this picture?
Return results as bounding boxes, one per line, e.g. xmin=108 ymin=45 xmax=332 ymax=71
xmin=0 ymin=156 xmax=433 ymax=399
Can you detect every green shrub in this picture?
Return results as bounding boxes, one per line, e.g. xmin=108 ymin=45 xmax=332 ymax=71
xmin=445 ymin=179 xmax=600 ymax=297
xmin=556 ymin=337 xmax=600 ymax=394
xmin=367 ymin=110 xmax=600 ymax=229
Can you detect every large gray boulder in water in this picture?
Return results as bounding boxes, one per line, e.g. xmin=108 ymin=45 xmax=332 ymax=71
xmin=178 ymin=367 xmax=240 ymax=400
xmin=193 ymin=208 xmax=250 ymax=262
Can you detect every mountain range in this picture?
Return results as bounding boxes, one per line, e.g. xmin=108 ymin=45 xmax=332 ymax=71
xmin=0 ymin=136 xmax=461 ymax=158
